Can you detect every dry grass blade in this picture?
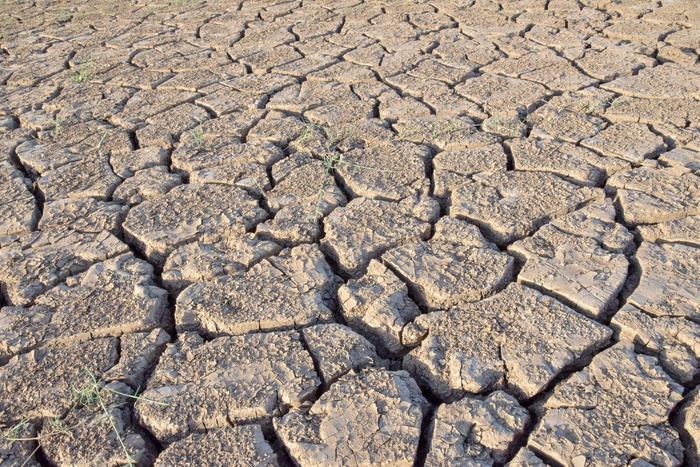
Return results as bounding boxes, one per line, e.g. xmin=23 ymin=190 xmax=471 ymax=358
xmin=1 ymin=368 xmax=168 ymax=467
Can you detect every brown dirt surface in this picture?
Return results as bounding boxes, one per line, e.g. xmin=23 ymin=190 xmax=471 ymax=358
xmin=1 ymin=0 xmax=699 ymax=465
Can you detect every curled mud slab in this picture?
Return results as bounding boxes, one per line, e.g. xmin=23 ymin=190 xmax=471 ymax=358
xmin=1 ymin=0 xmax=700 ymax=465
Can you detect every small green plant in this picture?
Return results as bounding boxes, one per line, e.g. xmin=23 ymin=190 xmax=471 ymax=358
xmin=481 ymin=114 xmax=525 ymax=137
xmin=565 ymin=95 xmax=614 ymax=115
xmin=393 ymin=125 xmax=420 ymax=141
xmin=65 ymin=55 xmax=94 ymax=83
xmin=52 ymin=114 xmax=65 ymax=138
xmin=311 ymin=139 xmax=395 ymax=223
xmin=56 ymin=8 xmax=74 ymax=21
xmin=293 ymin=120 xmax=325 ymax=147
xmin=2 ymin=418 xmax=40 ymax=467
xmin=2 ymin=368 xmax=167 ymax=467
xmin=482 ymin=115 xmax=504 ymax=132
xmin=292 ymin=120 xmax=397 ymax=222
xmin=189 ymin=117 xmax=205 ymax=150
xmin=431 ymin=122 xmax=468 ymax=139
xmin=94 ymin=130 xmax=109 ymax=152
xmin=584 ymin=99 xmax=604 ymax=114
xmin=4 ymin=418 xmax=31 ymax=441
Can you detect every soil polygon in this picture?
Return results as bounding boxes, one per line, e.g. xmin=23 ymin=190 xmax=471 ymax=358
xmin=2 ymin=1 xmax=700 ymax=464
xmin=528 ymin=343 xmax=684 ymax=466
xmin=450 ymin=171 xmax=604 ymax=245
xmin=321 ymin=196 xmax=439 ymax=277
xmin=402 ymin=283 xmax=611 ymax=401
xmin=136 ymin=330 xmax=319 ymax=444
xmin=274 ymin=369 xmax=428 ymax=466
xmin=175 ymin=244 xmax=339 ymax=336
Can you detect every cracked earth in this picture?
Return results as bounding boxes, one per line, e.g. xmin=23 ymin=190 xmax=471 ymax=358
xmin=1 ymin=0 xmax=699 ymax=465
